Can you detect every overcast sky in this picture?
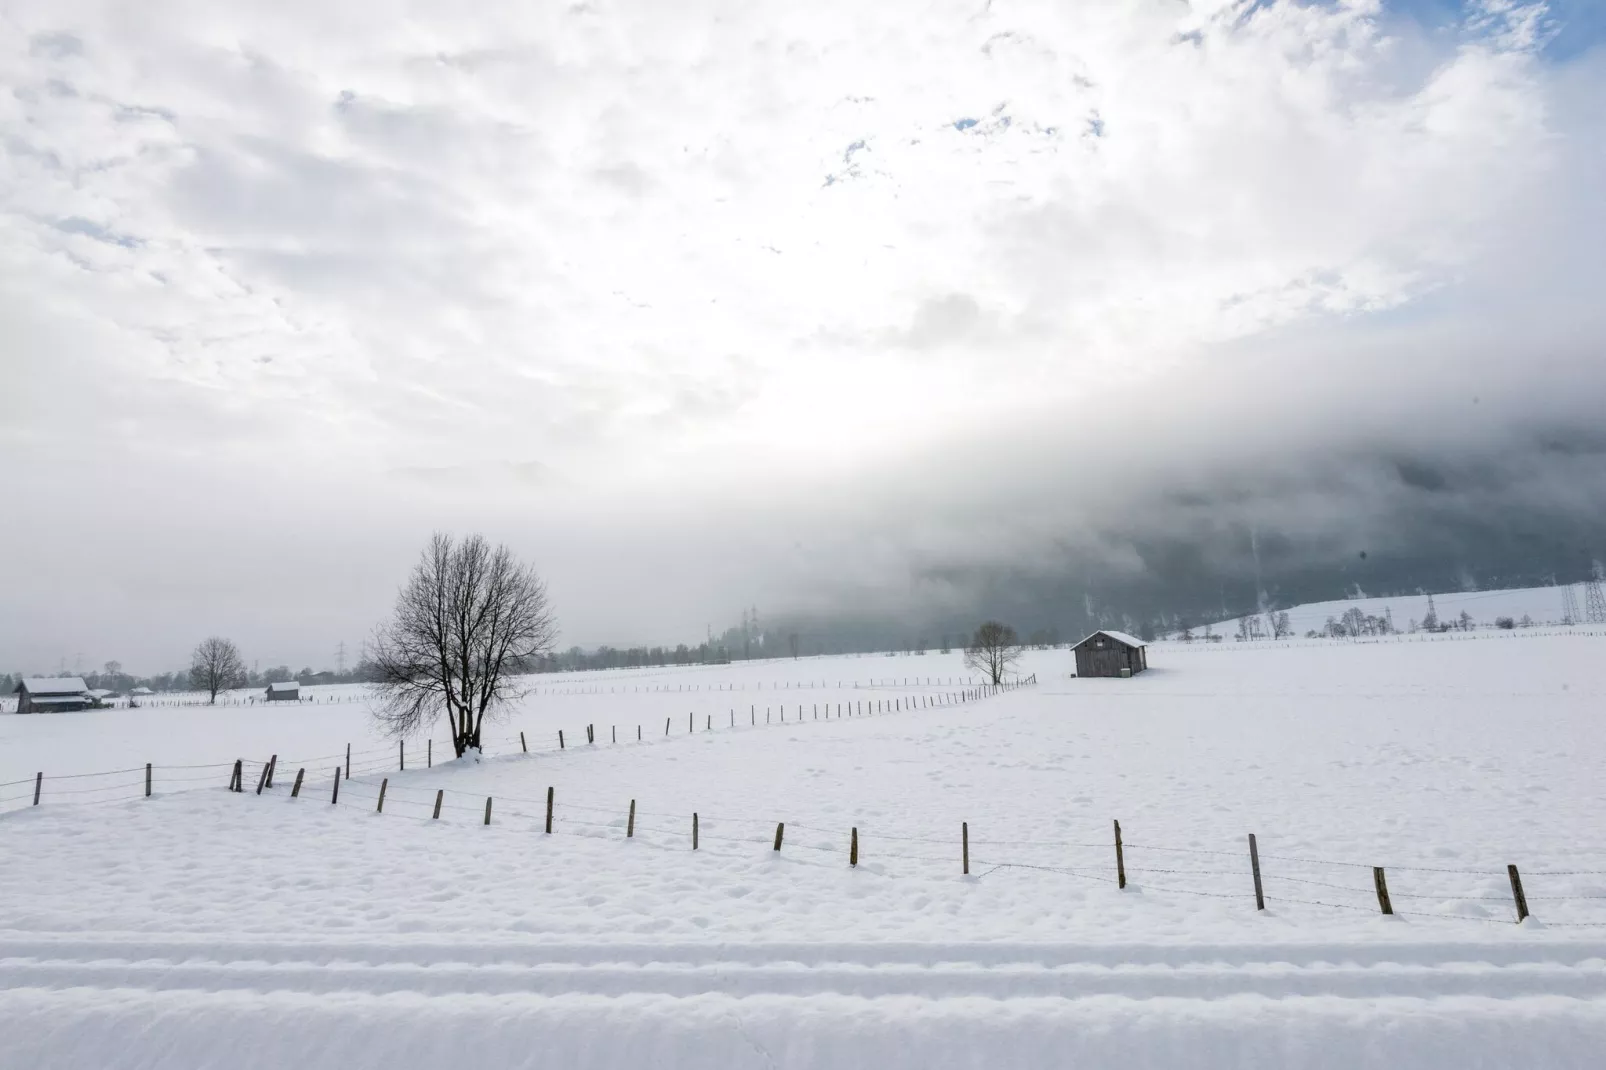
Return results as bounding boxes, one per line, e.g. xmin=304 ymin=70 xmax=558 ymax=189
xmin=3 ymin=0 xmax=1604 ymax=673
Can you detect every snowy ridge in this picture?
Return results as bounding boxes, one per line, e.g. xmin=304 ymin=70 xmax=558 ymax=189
xmin=1204 ymin=582 xmax=1605 ymax=636
xmin=4 ymin=936 xmax=1606 ymax=1068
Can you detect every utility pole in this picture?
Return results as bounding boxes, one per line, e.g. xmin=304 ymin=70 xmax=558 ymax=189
xmin=336 ymin=641 xmax=347 ymax=675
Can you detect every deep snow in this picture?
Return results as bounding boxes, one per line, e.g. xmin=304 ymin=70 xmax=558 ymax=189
xmin=4 ymin=634 xmax=1606 ymax=1068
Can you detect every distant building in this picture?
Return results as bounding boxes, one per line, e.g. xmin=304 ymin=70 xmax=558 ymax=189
xmin=84 ymin=688 xmax=117 ymax=709
xmin=13 ymin=677 xmax=90 ymax=714
xmin=129 ymin=687 xmax=154 ymax=696
xmin=265 ymin=681 xmax=301 ymax=702
xmin=1072 ymin=631 xmax=1149 ymax=678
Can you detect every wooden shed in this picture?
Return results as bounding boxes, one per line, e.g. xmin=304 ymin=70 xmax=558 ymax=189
xmin=265 ymin=681 xmax=301 ymax=702
xmin=14 ymin=677 xmax=90 ymax=714
xmin=1072 ymin=630 xmax=1149 ymax=678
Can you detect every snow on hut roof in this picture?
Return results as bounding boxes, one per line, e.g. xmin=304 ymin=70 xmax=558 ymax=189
xmin=17 ymin=677 xmax=88 ymax=695
xmin=129 ymin=687 xmax=153 ymax=695
xmin=1074 ymin=630 xmax=1147 ymax=650
xmin=84 ymin=689 xmax=114 ymax=698
xmin=266 ymin=681 xmax=300 ymax=693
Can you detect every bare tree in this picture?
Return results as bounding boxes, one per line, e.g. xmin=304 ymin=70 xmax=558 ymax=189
xmin=190 ymin=636 xmax=246 ymax=704
xmin=964 ymin=621 xmax=1021 ymax=685
xmin=370 ymin=533 xmax=558 ymax=757
xmin=788 ymin=632 xmax=799 ymax=660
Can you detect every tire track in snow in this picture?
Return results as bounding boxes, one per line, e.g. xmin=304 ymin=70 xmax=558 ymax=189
xmin=3 ymin=938 xmax=1604 ymax=1002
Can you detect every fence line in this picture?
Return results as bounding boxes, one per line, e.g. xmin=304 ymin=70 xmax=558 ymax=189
xmin=1 ymin=676 xmax=1036 ymax=814
xmin=240 ymin=770 xmax=1606 ymax=929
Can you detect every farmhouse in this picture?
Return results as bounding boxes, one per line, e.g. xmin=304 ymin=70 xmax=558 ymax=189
xmin=13 ymin=677 xmax=90 ymax=714
xmin=1073 ymin=630 xmax=1149 ymax=678
xmin=265 ymin=681 xmax=301 ymax=702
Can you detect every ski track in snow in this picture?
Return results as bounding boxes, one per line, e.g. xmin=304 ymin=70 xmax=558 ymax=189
xmin=4 ymin=637 xmax=1606 ymax=1067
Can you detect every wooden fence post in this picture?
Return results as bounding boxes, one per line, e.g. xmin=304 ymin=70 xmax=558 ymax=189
xmin=613 ymin=725 xmax=617 ymax=743
xmin=254 ymin=760 xmax=269 ymax=795
xmin=773 ymin=822 xmax=785 ymax=851
xmin=428 ymin=739 xmax=432 ymax=768
xmin=266 ymin=755 xmax=277 ymax=788
xmin=521 ymin=731 xmax=528 ymax=752
xmin=689 ymin=712 xmax=693 ymax=733
xmin=1373 ymin=867 xmax=1394 ymax=915
xmin=545 ymin=786 xmax=554 ymax=834
xmin=962 ymin=822 xmax=970 ymax=875
xmin=1508 ymin=864 xmax=1530 ymax=922
xmin=638 ymin=725 xmax=642 ymax=740
xmin=1249 ymin=833 xmax=1265 ymax=910
xmin=851 ymin=827 xmax=859 ymax=867
xmin=628 ymin=799 xmax=636 ymax=838
xmin=345 ymin=744 xmax=350 ymax=780
xmin=331 ymin=767 xmax=340 ymax=804
xmin=33 ymin=771 xmax=42 ymax=806
xmin=291 ymin=768 xmax=304 ymax=798
xmin=400 ymin=741 xmax=405 ymax=771
xmin=432 ymin=789 xmax=443 ymax=819
xmin=230 ymin=759 xmax=242 ymax=792
xmin=558 ymin=730 xmax=565 ymax=749
xmin=484 ymin=797 xmax=493 ymax=825
xmin=377 ymin=778 xmax=388 ymax=812
xmin=665 ymin=717 xmax=671 ymax=736
xmin=1114 ymin=820 xmax=1127 ymax=889
xmin=145 ymin=763 xmax=152 ymax=798
xmin=693 ymin=812 xmax=699 ymax=850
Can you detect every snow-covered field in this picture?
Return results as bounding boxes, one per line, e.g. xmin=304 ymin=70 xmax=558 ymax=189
xmin=5 ymin=636 xmax=1606 ymax=1068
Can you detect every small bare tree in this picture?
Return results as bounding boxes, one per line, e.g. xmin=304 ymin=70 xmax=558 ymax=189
xmin=370 ymin=533 xmax=558 ymax=757
xmin=964 ymin=620 xmax=1021 ymax=685
xmin=190 ymin=636 xmax=246 ymax=704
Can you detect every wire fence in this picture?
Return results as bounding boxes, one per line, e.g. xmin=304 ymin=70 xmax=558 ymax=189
xmin=236 ymin=768 xmax=1606 ymax=929
xmin=0 ymin=677 xmax=1032 ymax=813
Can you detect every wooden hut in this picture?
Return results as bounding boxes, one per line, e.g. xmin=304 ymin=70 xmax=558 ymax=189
xmin=265 ymin=681 xmax=301 ymax=702
xmin=1072 ymin=631 xmax=1149 ymax=678
xmin=14 ymin=677 xmax=90 ymax=713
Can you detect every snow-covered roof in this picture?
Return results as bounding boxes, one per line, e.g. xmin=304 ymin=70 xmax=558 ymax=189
xmin=1075 ymin=630 xmax=1147 ymax=649
xmin=17 ymin=677 xmax=88 ymax=695
xmin=129 ymin=687 xmax=153 ymax=695
xmin=84 ymin=689 xmax=114 ymax=698
xmin=266 ymin=681 xmax=300 ymax=693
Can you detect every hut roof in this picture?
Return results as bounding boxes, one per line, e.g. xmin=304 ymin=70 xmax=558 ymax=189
xmin=266 ymin=681 xmax=300 ymax=693
xmin=1073 ymin=630 xmax=1147 ymax=650
xmin=16 ymin=677 xmax=88 ymax=696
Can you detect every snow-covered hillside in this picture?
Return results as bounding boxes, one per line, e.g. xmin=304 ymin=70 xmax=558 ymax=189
xmin=4 ymin=637 xmax=1606 ymax=1068
xmin=1205 ymin=581 xmax=1604 ymax=636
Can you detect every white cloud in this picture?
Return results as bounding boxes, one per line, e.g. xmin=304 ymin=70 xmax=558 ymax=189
xmin=0 ymin=0 xmax=1600 ymax=668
